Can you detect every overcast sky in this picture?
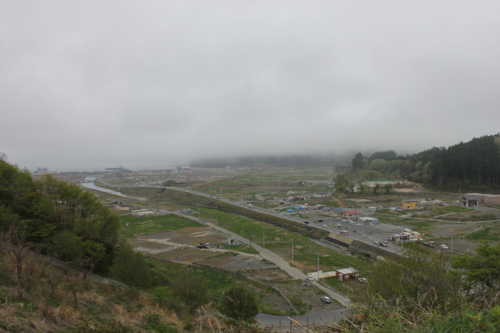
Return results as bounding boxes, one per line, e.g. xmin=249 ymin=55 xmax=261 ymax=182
xmin=2 ymin=1 xmax=500 ymax=170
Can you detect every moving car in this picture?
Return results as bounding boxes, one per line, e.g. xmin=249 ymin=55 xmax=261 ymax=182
xmin=306 ymin=274 xmax=314 ymax=281
xmin=320 ymin=296 xmax=331 ymax=304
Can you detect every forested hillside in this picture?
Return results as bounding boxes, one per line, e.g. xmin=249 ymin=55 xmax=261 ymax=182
xmin=0 ymin=160 xmax=121 ymax=273
xmin=351 ymin=134 xmax=500 ymax=190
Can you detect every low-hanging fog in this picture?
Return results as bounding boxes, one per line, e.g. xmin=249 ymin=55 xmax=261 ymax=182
xmin=1 ymin=1 xmax=500 ymax=170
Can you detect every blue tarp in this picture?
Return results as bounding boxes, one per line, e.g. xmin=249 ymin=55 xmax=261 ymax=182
xmin=286 ymin=209 xmax=295 ymax=212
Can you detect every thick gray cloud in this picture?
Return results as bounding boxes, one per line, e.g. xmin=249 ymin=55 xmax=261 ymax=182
xmin=1 ymin=1 xmax=499 ymax=170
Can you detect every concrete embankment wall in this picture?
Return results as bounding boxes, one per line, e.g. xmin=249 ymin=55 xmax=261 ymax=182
xmin=349 ymin=240 xmax=396 ymax=258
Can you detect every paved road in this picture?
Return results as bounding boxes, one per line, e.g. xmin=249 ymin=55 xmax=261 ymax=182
xmin=203 ymin=221 xmax=350 ymax=307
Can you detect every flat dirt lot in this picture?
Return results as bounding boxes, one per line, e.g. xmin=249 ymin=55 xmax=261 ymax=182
xmin=129 ymin=226 xmax=284 ymax=277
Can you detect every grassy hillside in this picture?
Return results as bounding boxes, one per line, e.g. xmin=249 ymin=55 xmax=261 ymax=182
xmin=0 ymin=251 xmax=182 ymax=332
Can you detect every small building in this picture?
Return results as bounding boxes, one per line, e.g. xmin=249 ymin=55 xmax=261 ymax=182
xmin=344 ymin=210 xmax=359 ymax=219
xmin=336 ymin=267 xmax=360 ymax=281
xmin=321 ymin=206 xmax=332 ymax=215
xmin=388 ymin=228 xmax=424 ymax=241
xmin=132 ymin=209 xmax=154 ymax=217
xmin=402 ymin=228 xmax=424 ymax=241
xmin=332 ymin=208 xmax=344 ymax=217
xmin=367 ymin=206 xmax=379 ymax=212
xmin=401 ymin=199 xmax=418 ymax=210
xmin=359 ymin=217 xmax=379 ymax=225
xmin=462 ymin=195 xmax=479 ymax=207
xmin=314 ymin=191 xmax=329 ymax=198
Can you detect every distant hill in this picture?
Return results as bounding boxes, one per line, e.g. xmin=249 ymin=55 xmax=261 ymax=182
xmin=190 ymin=153 xmax=351 ymax=168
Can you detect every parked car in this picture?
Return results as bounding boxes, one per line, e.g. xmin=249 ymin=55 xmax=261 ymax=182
xmin=358 ymin=277 xmax=368 ymax=283
xmin=304 ymin=221 xmax=310 ymax=224
xmin=440 ymin=244 xmax=448 ymax=249
xmin=320 ymin=296 xmax=331 ymax=304
xmin=306 ymin=274 xmax=314 ymax=281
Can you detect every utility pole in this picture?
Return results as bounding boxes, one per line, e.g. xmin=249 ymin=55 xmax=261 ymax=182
xmin=311 ymin=292 xmax=315 ymax=327
xmin=263 ymin=227 xmax=265 ymax=248
xmin=451 ymin=235 xmax=453 ymax=255
xmin=292 ymin=238 xmax=294 ymax=266
xmin=317 ymin=252 xmax=320 ymax=281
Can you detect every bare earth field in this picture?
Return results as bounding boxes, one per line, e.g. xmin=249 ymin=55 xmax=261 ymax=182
xmin=129 ymin=227 xmax=282 ymax=276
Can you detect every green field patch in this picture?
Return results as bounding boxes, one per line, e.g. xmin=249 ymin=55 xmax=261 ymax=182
xmin=465 ymin=226 xmax=500 ymax=241
xmin=120 ymin=214 xmax=202 ymax=238
xmin=435 ymin=206 xmax=471 ymax=214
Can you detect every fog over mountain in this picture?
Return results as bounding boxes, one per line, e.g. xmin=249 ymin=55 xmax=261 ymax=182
xmin=1 ymin=1 xmax=500 ymax=171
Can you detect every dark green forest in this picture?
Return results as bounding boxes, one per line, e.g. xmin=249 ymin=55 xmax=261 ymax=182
xmin=352 ymin=134 xmax=500 ymax=190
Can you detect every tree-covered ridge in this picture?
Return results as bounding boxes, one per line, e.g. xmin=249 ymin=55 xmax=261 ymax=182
xmin=427 ymin=135 xmax=500 ymax=188
xmin=0 ymin=160 xmax=120 ymax=273
xmin=351 ymin=134 xmax=500 ymax=190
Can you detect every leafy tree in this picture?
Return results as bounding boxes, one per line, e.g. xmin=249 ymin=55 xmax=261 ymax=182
xmin=0 ymin=162 xmax=40 ymax=223
xmin=220 ymin=285 xmax=259 ymax=322
xmin=369 ymin=150 xmax=398 ymax=162
xmin=109 ymin=243 xmax=151 ymax=289
xmin=81 ymin=240 xmax=106 ymax=271
xmin=153 ymin=286 xmax=173 ymax=308
xmin=36 ymin=174 xmax=120 ymax=272
xmin=171 ymin=273 xmax=209 ymax=313
xmin=383 ymin=183 xmax=393 ymax=194
xmin=0 ymin=205 xmax=21 ymax=233
xmin=352 ymin=153 xmax=364 ymax=171
xmin=348 ymin=181 xmax=355 ymax=193
xmin=358 ymin=181 xmax=368 ymax=194
xmin=369 ymin=159 xmax=387 ymax=171
xmin=334 ymin=174 xmax=349 ymax=193
xmin=50 ymin=231 xmax=84 ymax=265
xmin=372 ymin=183 xmax=380 ymax=194
xmin=453 ymin=243 xmax=500 ymax=292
